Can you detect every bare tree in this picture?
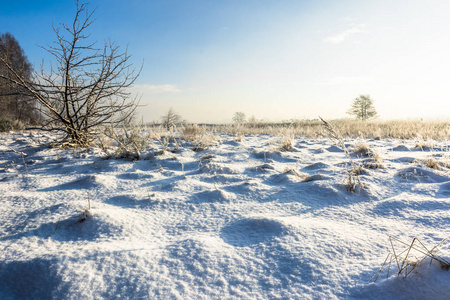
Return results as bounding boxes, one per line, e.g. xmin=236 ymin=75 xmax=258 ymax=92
xmin=0 ymin=1 xmax=140 ymax=146
xmin=0 ymin=32 xmax=39 ymax=124
xmin=347 ymin=95 xmax=378 ymax=121
xmin=161 ymin=108 xmax=183 ymax=130
xmin=233 ymin=112 xmax=246 ymax=123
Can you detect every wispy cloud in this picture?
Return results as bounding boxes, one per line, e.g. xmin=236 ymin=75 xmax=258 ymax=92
xmin=320 ymin=76 xmax=368 ymax=86
xmin=131 ymin=84 xmax=181 ymax=95
xmin=323 ymin=24 xmax=366 ymax=44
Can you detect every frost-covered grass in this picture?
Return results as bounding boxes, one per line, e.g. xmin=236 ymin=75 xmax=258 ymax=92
xmin=180 ymin=119 xmax=450 ymax=141
xmin=1 ymin=130 xmax=449 ymax=299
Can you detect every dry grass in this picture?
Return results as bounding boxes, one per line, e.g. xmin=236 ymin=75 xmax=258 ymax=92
xmin=414 ymin=140 xmax=436 ymax=151
xmin=0 ymin=118 xmax=25 ymax=132
xmin=423 ymin=158 xmax=441 ymax=170
xmin=181 ymin=119 xmax=450 ymax=140
xmin=191 ymin=134 xmax=218 ymax=152
xmin=362 ymin=149 xmax=385 ymax=169
xmin=181 ymin=124 xmax=205 ymax=141
xmin=353 ymin=143 xmax=370 ymax=156
xmin=415 ymin=157 xmax=450 ymax=171
xmin=366 ymin=236 xmax=449 ymax=287
xmin=279 ymin=136 xmax=295 ymax=152
xmin=320 ymin=117 xmax=364 ymax=192
xmin=101 ymin=126 xmax=152 ymax=159
xmin=283 ymin=168 xmax=309 ymax=179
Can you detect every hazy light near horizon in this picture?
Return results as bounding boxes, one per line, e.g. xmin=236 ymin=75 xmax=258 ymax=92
xmin=131 ymin=0 xmax=450 ymax=123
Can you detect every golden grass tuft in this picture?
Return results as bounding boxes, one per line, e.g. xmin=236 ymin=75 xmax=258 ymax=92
xmin=283 ymin=168 xmax=309 ymax=179
xmin=279 ymin=136 xmax=294 ymax=152
xmin=353 ymin=143 xmax=370 ymax=156
xmin=415 ymin=157 xmax=450 ymax=170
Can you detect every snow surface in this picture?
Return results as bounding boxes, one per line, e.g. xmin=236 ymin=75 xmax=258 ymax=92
xmin=0 ymin=132 xmax=449 ymax=299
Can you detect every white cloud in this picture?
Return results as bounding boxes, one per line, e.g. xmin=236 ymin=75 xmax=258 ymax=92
xmin=320 ymin=76 xmax=368 ymax=85
xmin=323 ymin=24 xmax=366 ymax=44
xmin=130 ymin=84 xmax=181 ymax=95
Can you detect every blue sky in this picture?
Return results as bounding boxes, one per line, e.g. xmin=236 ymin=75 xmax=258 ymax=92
xmin=2 ymin=0 xmax=450 ymax=122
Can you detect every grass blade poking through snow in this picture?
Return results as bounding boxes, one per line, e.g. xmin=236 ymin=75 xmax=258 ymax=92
xmin=320 ymin=116 xmax=364 ymax=192
xmin=365 ymin=236 xmax=450 ymax=288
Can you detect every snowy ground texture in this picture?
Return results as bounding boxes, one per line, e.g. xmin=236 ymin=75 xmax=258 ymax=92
xmin=1 ymin=132 xmax=449 ymax=300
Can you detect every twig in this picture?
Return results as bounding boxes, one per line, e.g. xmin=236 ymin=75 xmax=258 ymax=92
xmin=0 ymin=141 xmax=27 ymax=156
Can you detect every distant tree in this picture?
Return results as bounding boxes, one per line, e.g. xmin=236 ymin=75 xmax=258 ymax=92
xmin=347 ymin=95 xmax=378 ymax=121
xmin=0 ymin=32 xmax=39 ymax=124
xmin=233 ymin=112 xmax=246 ymax=123
xmin=248 ymin=115 xmax=258 ymax=123
xmin=0 ymin=1 xmax=140 ymax=146
xmin=161 ymin=108 xmax=183 ymax=130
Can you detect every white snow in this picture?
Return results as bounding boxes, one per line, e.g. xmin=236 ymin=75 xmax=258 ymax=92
xmin=0 ymin=132 xmax=449 ymax=299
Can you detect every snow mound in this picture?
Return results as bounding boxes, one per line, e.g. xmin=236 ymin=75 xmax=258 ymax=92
xmin=326 ymin=145 xmax=344 ymax=152
xmin=269 ymin=172 xmax=304 ymax=184
xmin=106 ymin=194 xmax=155 ymax=209
xmin=395 ymin=156 xmax=415 ymax=163
xmin=392 ymin=145 xmax=410 ymax=151
xmin=301 ymin=162 xmax=331 ymax=171
xmin=372 ymin=195 xmax=450 ymax=217
xmin=438 ymin=181 xmax=450 ymax=197
xmin=303 ymin=174 xmax=329 ymax=182
xmin=52 ymin=212 xmax=126 ymax=241
xmin=198 ymin=162 xmax=234 ymax=174
xmin=397 ymin=166 xmax=450 ymax=183
xmin=252 ymin=150 xmax=281 ymax=160
xmin=252 ymin=163 xmax=275 ymax=171
xmin=116 ymin=172 xmax=154 ymax=180
xmin=192 ymin=189 xmax=232 ymax=203
xmin=222 ymin=181 xmax=267 ymax=195
xmin=41 ymin=174 xmax=111 ymax=191
xmin=220 ymin=217 xmax=289 ymax=247
xmin=357 ymin=258 xmax=450 ymax=300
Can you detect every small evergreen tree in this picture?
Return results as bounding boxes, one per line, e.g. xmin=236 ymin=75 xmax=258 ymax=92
xmin=347 ymin=95 xmax=378 ymax=121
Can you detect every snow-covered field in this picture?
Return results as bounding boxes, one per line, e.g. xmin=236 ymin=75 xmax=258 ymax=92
xmin=1 ymin=132 xmax=449 ymax=299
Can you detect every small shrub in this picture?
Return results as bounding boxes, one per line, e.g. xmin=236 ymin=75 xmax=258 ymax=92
xmin=191 ymin=134 xmax=217 ymax=152
xmin=363 ymin=150 xmax=384 ymax=169
xmin=279 ymin=136 xmax=294 ymax=152
xmin=182 ymin=124 xmax=202 ymax=140
xmin=353 ymin=143 xmax=370 ymax=156
xmin=102 ymin=126 xmax=151 ymax=159
xmin=415 ymin=157 xmax=450 ymax=170
xmin=424 ymin=158 xmax=441 ymax=170
xmin=0 ymin=118 xmax=24 ymax=132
